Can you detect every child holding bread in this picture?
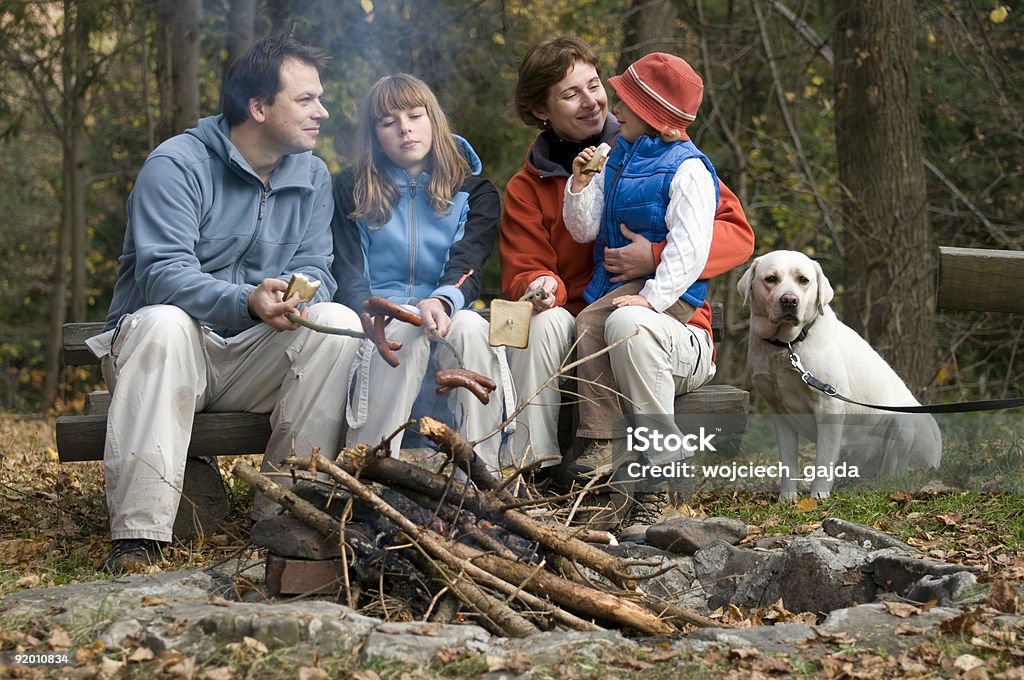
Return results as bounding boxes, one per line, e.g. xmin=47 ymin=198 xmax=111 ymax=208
xmin=561 ymin=53 xmax=720 ymax=530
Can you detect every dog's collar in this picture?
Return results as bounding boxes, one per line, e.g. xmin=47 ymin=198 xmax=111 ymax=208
xmin=763 ymin=316 xmax=817 ymax=348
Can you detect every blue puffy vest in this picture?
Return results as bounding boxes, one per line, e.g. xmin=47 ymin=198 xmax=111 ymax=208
xmin=583 ymin=135 xmax=720 ymax=308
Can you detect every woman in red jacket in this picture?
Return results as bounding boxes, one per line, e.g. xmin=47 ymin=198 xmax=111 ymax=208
xmin=499 ymin=37 xmax=754 ymax=532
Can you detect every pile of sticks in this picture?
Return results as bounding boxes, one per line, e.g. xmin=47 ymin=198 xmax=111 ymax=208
xmin=232 ymin=416 xmax=720 ymax=638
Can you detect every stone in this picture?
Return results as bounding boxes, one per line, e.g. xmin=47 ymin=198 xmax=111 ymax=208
xmin=776 ymin=537 xmax=876 ymax=614
xmin=173 ymin=457 xmax=228 ymax=540
xmin=818 ymin=602 xmax=962 ymax=653
xmin=904 ymin=571 xmax=978 ymax=605
xmin=868 ymin=551 xmax=982 ymax=595
xmin=250 ymin=515 xmax=343 ymax=560
xmin=504 ymin=630 xmax=633 ymax=667
xmin=689 ymin=622 xmax=817 ymax=652
xmin=605 ymin=543 xmax=707 ymax=613
xmin=693 ymin=540 xmax=785 ymax=610
xmin=822 ymin=517 xmax=918 ymax=553
xmin=359 ymin=621 xmax=492 ymax=664
xmin=646 ymin=516 xmax=747 ymax=555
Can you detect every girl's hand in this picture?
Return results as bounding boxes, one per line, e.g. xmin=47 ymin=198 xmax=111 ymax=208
xmin=570 ymin=146 xmax=598 ymax=192
xmin=417 ymin=297 xmax=452 ymax=337
xmin=612 ymin=294 xmax=652 ymax=309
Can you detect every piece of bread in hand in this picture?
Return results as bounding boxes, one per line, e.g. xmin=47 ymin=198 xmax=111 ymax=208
xmin=582 ymin=142 xmax=611 ymax=174
xmin=285 ymin=273 xmax=321 ymax=303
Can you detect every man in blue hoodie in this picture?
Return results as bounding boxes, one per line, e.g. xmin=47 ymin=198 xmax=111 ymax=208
xmin=88 ymin=35 xmax=362 ymax=572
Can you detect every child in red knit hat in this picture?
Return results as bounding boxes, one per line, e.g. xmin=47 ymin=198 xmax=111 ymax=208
xmin=562 ymin=52 xmax=723 ymax=537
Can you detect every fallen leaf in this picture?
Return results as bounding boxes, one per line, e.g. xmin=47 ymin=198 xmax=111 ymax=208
xmin=204 ymin=667 xmax=235 ymax=680
xmin=728 ymin=647 xmax=760 ymax=659
xmin=297 ymin=668 xmax=329 ymax=680
xmin=486 ymin=654 xmax=532 ymax=673
xmin=77 ymin=640 xmax=106 ymax=663
xmin=954 ymin=653 xmax=984 ymax=672
xmin=48 ymin=627 xmax=73 ymax=649
xmin=350 ymin=671 xmax=380 ymax=680
xmin=883 ymin=601 xmax=922 ymax=618
xmin=129 ymin=647 xmax=155 ymax=662
xmin=987 ymin=580 xmax=1022 ymax=614
xmin=141 ymin=595 xmax=167 ymax=607
xmin=16 ymin=573 xmax=42 ymax=588
xmin=971 ymin=635 xmax=1006 ymax=652
xmin=435 ymin=648 xmax=467 ymax=664
xmin=818 ymin=631 xmax=857 ymax=645
xmin=794 ymin=498 xmax=818 ymax=513
xmin=242 ymin=636 xmax=268 ymax=655
xmin=165 ymin=656 xmax=196 ymax=678
xmin=937 ymin=512 xmax=963 ymax=526
xmin=100 ymin=656 xmax=125 ymax=677
xmin=940 ymin=609 xmax=981 ymax=635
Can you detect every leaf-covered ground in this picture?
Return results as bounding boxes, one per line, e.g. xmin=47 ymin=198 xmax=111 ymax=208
xmin=2 ymin=413 xmax=1024 ymax=678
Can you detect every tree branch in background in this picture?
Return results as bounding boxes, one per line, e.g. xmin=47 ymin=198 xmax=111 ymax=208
xmin=752 ymin=0 xmax=843 ymax=256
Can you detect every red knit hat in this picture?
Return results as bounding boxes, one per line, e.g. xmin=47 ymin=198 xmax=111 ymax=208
xmin=608 ymin=52 xmax=703 ymax=141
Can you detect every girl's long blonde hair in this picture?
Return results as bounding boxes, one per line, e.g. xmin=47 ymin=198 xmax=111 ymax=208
xmin=350 ymin=73 xmax=471 ymax=224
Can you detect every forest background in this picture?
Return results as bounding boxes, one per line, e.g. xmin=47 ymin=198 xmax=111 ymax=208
xmin=0 ymin=0 xmax=1021 ymax=415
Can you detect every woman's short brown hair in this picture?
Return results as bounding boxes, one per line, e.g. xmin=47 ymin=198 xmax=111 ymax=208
xmin=514 ymin=36 xmax=601 ymax=129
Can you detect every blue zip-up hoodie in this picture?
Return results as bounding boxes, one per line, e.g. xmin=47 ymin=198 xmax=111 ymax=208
xmin=104 ymin=114 xmax=337 ymax=336
xmin=331 ymin=135 xmax=499 ymax=314
xmin=583 ymin=135 xmax=719 ymax=308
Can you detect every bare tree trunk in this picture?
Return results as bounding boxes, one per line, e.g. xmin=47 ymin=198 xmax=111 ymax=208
xmin=834 ymin=1 xmax=935 ymax=392
xmin=173 ymin=0 xmax=201 ymax=132
xmin=68 ymin=4 xmax=88 ymax=324
xmin=44 ymin=0 xmax=86 ymax=403
xmin=155 ymin=0 xmax=201 ymax=142
xmin=617 ymin=0 xmax=679 ymax=73
xmin=225 ymin=0 xmax=256 ymax=77
xmin=43 ymin=189 xmax=71 ymax=404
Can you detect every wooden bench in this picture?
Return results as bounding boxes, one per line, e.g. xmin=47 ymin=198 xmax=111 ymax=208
xmin=56 ymin=303 xmax=748 ymax=533
xmin=936 ymin=246 xmax=1024 ymax=314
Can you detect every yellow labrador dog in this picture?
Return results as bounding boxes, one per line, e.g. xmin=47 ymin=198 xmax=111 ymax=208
xmin=738 ymin=251 xmax=941 ymax=499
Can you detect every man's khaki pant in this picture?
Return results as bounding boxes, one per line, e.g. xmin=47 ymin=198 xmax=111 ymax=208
xmin=91 ymin=303 xmax=363 ymax=541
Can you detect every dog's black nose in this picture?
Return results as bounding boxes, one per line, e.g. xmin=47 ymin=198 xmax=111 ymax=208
xmin=780 ymin=293 xmax=799 ymax=310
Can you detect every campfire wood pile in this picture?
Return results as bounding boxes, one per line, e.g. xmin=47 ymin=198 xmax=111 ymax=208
xmin=232 ymin=417 xmax=721 ymax=638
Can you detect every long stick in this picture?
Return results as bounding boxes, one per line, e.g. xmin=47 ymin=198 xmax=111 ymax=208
xmin=447 ymin=542 xmax=675 ymax=635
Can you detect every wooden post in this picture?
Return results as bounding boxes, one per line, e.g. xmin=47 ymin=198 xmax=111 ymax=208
xmin=937 ymin=247 xmax=1024 ymax=314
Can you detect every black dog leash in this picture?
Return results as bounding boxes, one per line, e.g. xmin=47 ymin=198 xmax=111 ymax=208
xmin=785 ymin=347 xmax=1024 ymax=414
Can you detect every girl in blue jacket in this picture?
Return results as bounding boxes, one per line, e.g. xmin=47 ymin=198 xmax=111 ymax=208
xmin=331 ymin=73 xmax=506 ymax=468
